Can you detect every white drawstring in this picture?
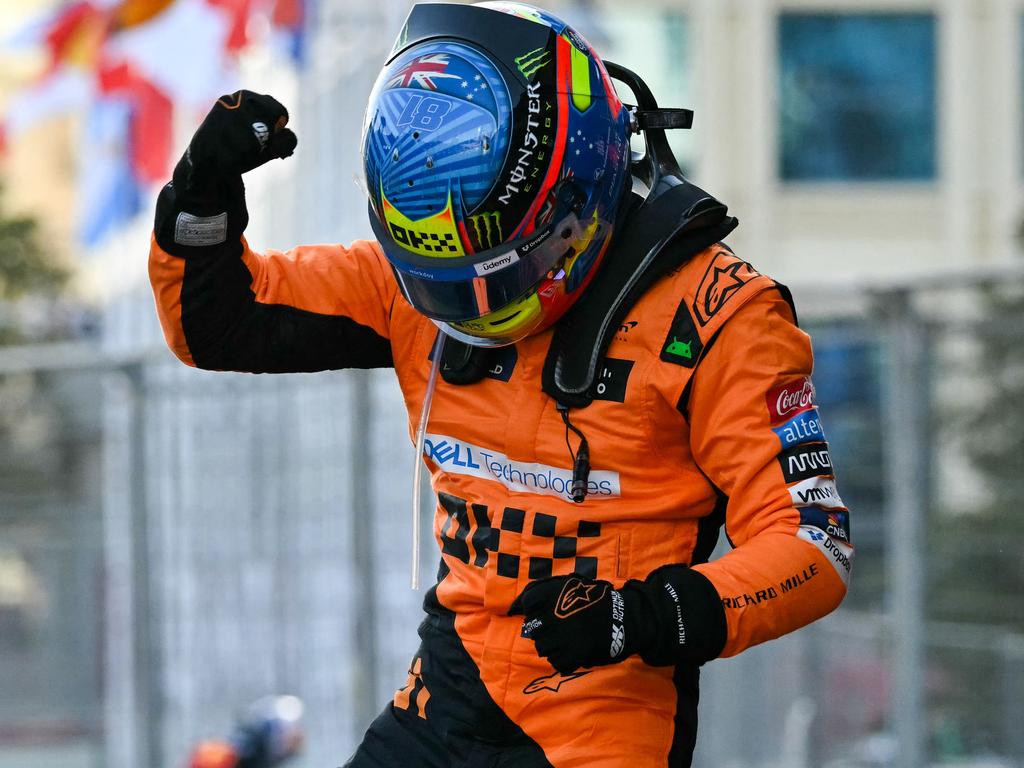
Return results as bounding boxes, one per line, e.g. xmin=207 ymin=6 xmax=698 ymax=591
xmin=411 ymin=332 xmax=446 ymax=589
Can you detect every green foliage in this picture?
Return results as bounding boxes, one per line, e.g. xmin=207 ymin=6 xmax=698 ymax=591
xmin=931 ymin=283 xmax=1024 ymax=633
xmin=0 ymin=188 xmax=67 ymax=300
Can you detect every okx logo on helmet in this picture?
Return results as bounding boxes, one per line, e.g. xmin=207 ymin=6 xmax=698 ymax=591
xmin=362 ymin=1 xmax=631 ymax=347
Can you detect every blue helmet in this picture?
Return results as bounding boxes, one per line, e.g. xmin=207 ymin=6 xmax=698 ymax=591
xmin=362 ymin=1 xmax=632 ymax=347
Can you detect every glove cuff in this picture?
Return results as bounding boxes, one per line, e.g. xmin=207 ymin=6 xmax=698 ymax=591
xmin=154 ymin=159 xmax=248 ymax=258
xmin=621 ymin=565 xmax=727 ymax=667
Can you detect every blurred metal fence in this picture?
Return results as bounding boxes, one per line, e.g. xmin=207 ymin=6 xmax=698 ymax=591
xmin=1 ymin=278 xmax=1023 ymax=768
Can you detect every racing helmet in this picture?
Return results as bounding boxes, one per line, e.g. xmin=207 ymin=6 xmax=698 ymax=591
xmin=362 ymin=1 xmax=632 ymax=347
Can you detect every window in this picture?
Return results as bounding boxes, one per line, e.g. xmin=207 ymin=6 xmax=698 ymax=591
xmin=778 ymin=13 xmax=937 ymax=182
xmin=579 ymin=9 xmax=694 ymax=174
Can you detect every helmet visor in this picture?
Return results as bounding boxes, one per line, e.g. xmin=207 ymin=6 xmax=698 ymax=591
xmin=369 ymin=203 xmax=595 ymax=321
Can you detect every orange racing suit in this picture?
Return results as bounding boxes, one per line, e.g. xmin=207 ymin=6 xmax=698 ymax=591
xmin=150 ymin=210 xmax=853 ymax=766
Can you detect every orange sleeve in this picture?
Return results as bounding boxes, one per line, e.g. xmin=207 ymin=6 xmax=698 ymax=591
xmin=148 ymin=232 xmax=398 ymax=373
xmin=688 ymin=290 xmax=852 ymax=657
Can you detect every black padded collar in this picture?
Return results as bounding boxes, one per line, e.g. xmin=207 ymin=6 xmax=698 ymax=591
xmin=438 ymin=179 xmax=737 ymax=404
xmin=541 ymin=179 xmax=736 ymax=407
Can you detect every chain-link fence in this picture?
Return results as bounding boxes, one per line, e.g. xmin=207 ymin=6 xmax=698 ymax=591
xmin=1 ymin=277 xmax=1023 ymax=768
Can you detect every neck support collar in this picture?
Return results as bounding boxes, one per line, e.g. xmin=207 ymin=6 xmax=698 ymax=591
xmin=438 ymin=62 xmax=738 ymax=405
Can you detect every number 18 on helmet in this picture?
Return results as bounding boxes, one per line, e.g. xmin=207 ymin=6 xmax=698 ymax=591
xmin=362 ymin=1 xmax=632 ymax=347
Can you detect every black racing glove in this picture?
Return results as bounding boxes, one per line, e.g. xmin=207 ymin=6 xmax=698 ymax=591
xmin=509 ymin=566 xmax=727 ymax=674
xmin=509 ymin=576 xmax=639 ymax=674
xmin=156 ymin=90 xmax=297 ymax=254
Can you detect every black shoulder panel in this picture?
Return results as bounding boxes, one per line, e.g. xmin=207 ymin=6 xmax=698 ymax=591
xmin=774 ymin=280 xmax=799 ymax=327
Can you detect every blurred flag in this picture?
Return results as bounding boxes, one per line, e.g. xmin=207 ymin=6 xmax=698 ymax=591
xmin=78 ymin=99 xmax=142 ymax=246
xmin=104 ymin=0 xmax=234 ymax=107
xmin=97 ymin=61 xmax=173 ymax=183
xmin=271 ymin=0 xmax=306 ymax=64
xmin=1 ymin=0 xmax=307 ymax=247
xmin=2 ymin=2 xmax=106 ymax=139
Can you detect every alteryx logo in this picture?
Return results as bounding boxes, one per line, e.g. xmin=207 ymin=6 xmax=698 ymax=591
xmin=423 ymin=434 xmax=621 ymax=502
xmin=773 ymin=408 xmax=826 ymax=450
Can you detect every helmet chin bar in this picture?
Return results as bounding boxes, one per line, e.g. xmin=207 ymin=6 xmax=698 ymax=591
xmin=602 ymin=61 xmax=694 ymax=205
xmin=434 ymin=319 xmax=514 ymax=349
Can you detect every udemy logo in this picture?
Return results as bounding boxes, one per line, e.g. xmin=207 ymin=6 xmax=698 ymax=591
xmin=773 ymin=408 xmax=826 ymax=450
xmin=767 ymin=377 xmax=815 ymax=425
xmin=423 ymin=434 xmax=621 ymax=502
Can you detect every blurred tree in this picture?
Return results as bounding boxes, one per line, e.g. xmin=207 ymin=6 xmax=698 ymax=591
xmin=0 ymin=184 xmax=69 ymax=344
xmin=0 ymin=186 xmax=67 ymax=299
xmin=931 ymin=282 xmax=1024 ymax=633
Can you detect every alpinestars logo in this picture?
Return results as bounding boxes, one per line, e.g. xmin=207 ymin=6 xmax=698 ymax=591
xmin=555 ymin=578 xmax=607 ymax=618
xmin=523 ymin=670 xmax=590 ymax=695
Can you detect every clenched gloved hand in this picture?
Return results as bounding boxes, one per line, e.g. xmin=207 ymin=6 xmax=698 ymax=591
xmin=509 ymin=567 xmax=728 ymax=674
xmin=158 ymin=90 xmax=297 ymax=253
xmin=508 ymin=575 xmax=640 ymax=674
xmin=175 ymin=90 xmax=297 ymax=193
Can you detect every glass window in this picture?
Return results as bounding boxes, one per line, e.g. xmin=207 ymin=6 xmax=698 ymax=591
xmin=575 ymin=8 xmax=694 ymax=174
xmin=778 ymin=13 xmax=937 ymax=181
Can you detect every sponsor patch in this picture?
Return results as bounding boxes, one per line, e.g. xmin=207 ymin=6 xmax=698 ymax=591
xmin=423 ymin=434 xmax=621 ymax=502
xmin=485 ymin=346 xmax=517 ymax=382
xmin=174 ymin=211 xmax=228 ymax=247
xmin=609 ymin=590 xmax=625 ymax=657
xmin=473 ymin=249 xmax=519 ymax=276
xmin=767 ymin=377 xmax=816 ymax=424
xmin=797 ymin=525 xmax=853 ymax=587
xmin=799 ymin=507 xmax=851 ymax=544
xmin=591 ymin=358 xmax=634 ymax=402
xmin=555 ymin=577 xmax=608 ymax=618
xmin=778 ymin=442 xmax=833 ymax=484
xmin=523 ymin=670 xmax=591 ymax=695
xmin=788 ymin=476 xmax=845 ymax=510
xmin=691 ymin=251 xmax=760 ymax=326
xmin=660 ymin=297 xmax=702 ymax=368
xmin=773 ymin=408 xmax=826 ymax=450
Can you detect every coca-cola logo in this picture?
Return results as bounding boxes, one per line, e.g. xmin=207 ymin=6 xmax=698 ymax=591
xmin=767 ymin=378 xmax=816 ymax=424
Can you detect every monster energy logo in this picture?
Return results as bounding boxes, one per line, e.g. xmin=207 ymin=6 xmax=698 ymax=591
xmin=515 ymin=47 xmax=551 ymax=79
xmin=469 ymin=212 xmax=503 ymax=249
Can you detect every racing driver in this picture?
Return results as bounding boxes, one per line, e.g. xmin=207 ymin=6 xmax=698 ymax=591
xmin=148 ymin=2 xmax=854 ymax=766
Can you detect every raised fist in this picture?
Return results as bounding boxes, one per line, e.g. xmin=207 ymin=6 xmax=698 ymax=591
xmin=174 ymin=90 xmax=298 ymax=193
